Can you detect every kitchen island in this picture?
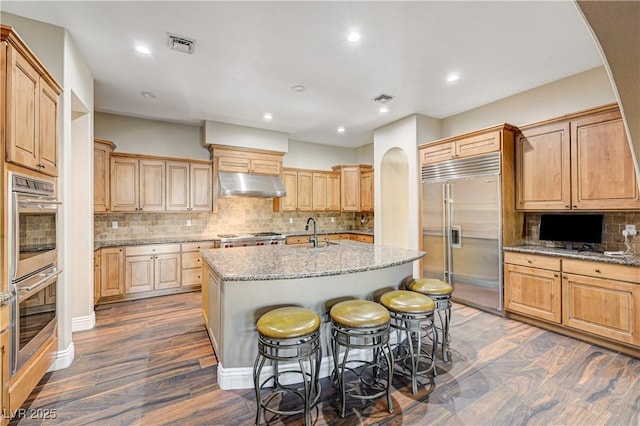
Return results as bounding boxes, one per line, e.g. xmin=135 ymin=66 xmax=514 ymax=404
xmin=201 ymin=240 xmax=425 ymax=390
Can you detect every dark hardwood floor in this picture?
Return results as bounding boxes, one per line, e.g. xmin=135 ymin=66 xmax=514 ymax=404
xmin=10 ymin=291 xmax=640 ymax=425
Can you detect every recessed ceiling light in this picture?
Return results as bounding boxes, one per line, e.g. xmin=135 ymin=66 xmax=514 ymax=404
xmin=136 ymin=45 xmax=151 ymax=55
xmin=263 ymin=113 xmax=273 ymax=121
xmin=379 ymin=106 xmax=389 ymax=114
xmin=141 ymin=91 xmax=156 ymax=99
xmin=446 ymin=73 xmax=460 ymax=83
xmin=337 ymin=126 xmax=346 ymax=134
xmin=347 ymin=31 xmax=361 ymax=43
xmin=291 ymin=84 xmax=306 ymax=92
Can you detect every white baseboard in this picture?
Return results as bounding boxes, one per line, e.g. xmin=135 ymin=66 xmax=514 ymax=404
xmin=72 ymin=311 xmax=96 ymax=332
xmin=48 ymin=341 xmax=75 ymax=372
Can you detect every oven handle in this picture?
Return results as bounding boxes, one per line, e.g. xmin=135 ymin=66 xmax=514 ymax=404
xmin=16 ymin=269 xmax=61 ymax=302
xmin=18 ymin=198 xmax=62 ymax=206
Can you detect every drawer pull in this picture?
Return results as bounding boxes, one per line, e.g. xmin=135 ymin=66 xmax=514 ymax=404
xmin=527 ymin=260 xmax=532 ymax=264
xmin=595 ymin=269 xmax=601 ymax=273
xmin=554 ymin=274 xmax=559 ymax=278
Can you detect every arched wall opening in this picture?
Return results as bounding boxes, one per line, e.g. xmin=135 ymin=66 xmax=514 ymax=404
xmin=380 ymin=147 xmax=409 ymax=248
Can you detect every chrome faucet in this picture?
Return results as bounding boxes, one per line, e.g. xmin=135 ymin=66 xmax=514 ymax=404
xmin=305 ymin=217 xmax=318 ymax=247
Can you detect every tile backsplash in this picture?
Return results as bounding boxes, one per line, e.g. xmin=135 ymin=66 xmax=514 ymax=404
xmin=524 ymin=212 xmax=640 ymax=254
xmin=94 ymin=197 xmax=374 ymax=243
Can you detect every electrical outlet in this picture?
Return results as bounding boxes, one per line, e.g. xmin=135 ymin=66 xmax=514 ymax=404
xmin=331 ymin=217 xmax=335 ymax=223
xmin=186 ymin=220 xmax=192 ymax=227
xmin=111 ymin=221 xmax=118 ymax=229
xmin=289 ymin=218 xmax=293 ymax=224
xmin=625 ymin=224 xmax=637 ymax=236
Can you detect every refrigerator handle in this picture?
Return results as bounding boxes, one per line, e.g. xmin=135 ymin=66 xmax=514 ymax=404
xmin=451 ymin=225 xmax=462 ymax=248
xmin=444 ymin=184 xmax=453 ymax=283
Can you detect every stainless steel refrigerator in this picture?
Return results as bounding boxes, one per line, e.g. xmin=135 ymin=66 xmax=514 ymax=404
xmin=421 ymin=152 xmax=503 ymax=314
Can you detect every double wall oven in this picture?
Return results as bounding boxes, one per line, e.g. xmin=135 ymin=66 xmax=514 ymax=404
xmin=8 ymin=173 xmax=61 ymax=375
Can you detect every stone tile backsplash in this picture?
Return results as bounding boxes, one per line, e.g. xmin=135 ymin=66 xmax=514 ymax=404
xmin=94 ymin=197 xmax=375 ymax=243
xmin=524 ymin=212 xmax=640 ymax=254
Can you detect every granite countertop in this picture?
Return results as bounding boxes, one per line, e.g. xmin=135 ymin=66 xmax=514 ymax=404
xmin=94 ymin=230 xmax=373 ymax=250
xmin=0 ymin=292 xmax=12 ymax=305
xmin=504 ymin=245 xmax=640 ymax=267
xmin=201 ymin=240 xmax=424 ymax=281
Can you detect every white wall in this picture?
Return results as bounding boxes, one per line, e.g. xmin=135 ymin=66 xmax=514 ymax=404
xmin=285 ymin=139 xmax=356 ymax=169
xmin=95 ymin=112 xmax=208 ymax=160
xmin=203 ymin=120 xmax=288 ymax=153
xmin=441 ymin=67 xmax=615 ymax=137
xmin=355 ymin=143 xmax=374 ymax=165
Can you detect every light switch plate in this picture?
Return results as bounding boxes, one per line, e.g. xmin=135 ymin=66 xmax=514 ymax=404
xmin=625 ymin=224 xmax=637 ymax=235
xmin=111 ymin=221 xmax=118 ymax=229
xmin=187 ymin=220 xmax=192 ymax=227
xmin=289 ymin=218 xmax=293 ymax=224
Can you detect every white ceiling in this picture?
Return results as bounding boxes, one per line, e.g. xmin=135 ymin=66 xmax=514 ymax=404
xmin=2 ymin=1 xmax=603 ymax=148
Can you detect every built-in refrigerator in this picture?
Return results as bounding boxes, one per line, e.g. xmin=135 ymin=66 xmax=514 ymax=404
xmin=421 ymin=152 xmax=503 ymax=314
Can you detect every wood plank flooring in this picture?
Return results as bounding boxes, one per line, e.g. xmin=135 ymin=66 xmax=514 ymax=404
xmin=10 ymin=291 xmax=640 ymax=425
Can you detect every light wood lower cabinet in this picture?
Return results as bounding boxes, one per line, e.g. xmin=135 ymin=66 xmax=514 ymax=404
xmin=100 ymin=247 xmax=125 ymax=298
xmin=504 ymin=251 xmax=640 ymax=354
xmin=181 ymin=242 xmax=216 ymax=287
xmin=125 ymin=244 xmax=181 ymax=294
xmin=94 ymin=251 xmax=101 ymax=305
xmin=504 ymin=252 xmax=561 ymax=324
xmin=1 ymin=304 xmax=8 ymax=426
xmin=562 ymin=259 xmax=640 ymax=346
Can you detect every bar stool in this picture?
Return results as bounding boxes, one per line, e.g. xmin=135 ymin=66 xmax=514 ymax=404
xmin=253 ymin=307 xmax=322 ymax=426
xmin=379 ymin=290 xmax=437 ymax=394
xmin=408 ymin=278 xmax=453 ymax=362
xmin=330 ymin=300 xmax=393 ymax=418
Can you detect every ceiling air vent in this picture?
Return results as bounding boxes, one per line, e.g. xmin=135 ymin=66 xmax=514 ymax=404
xmin=372 ymin=93 xmax=394 ymax=104
xmin=167 ymin=33 xmax=196 ymax=54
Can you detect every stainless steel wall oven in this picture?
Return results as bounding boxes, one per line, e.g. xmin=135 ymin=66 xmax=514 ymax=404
xmin=8 ymin=172 xmax=61 ymax=375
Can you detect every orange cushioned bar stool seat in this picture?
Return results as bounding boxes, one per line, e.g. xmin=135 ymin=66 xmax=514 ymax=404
xmin=379 ymin=290 xmax=437 ymax=394
xmin=408 ymin=278 xmax=453 ymax=362
xmin=330 ymin=300 xmax=394 ymax=418
xmin=253 ymin=307 xmax=322 ymax=426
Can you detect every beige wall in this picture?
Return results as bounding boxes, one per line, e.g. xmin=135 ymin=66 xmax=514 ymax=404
xmin=203 ymin=120 xmax=289 ymax=153
xmin=95 ymin=112 xmax=208 ymax=160
xmin=440 ymin=67 xmax=615 ymax=138
xmin=285 ymin=139 xmax=357 ymax=169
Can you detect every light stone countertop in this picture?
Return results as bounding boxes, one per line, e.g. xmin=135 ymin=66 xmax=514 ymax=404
xmin=201 ymin=240 xmax=425 ymax=281
xmin=503 ymin=245 xmax=640 ymax=267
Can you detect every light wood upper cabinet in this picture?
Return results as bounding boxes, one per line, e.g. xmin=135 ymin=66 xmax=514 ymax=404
xmin=297 ymin=171 xmax=313 ymax=211
xmin=94 ymin=138 xmax=116 ymax=212
xmin=2 ymin=26 xmax=63 ymax=177
xmin=166 ymin=160 xmax=212 ymax=212
xmin=420 ymin=131 xmax=501 ymax=166
xmin=571 ymin=109 xmax=640 ymax=210
xmin=110 ymin=155 xmax=165 ymax=212
xmin=312 ymin=172 xmax=328 ymax=211
xmin=516 ymin=105 xmax=639 ymax=211
xmin=273 ymin=169 xmax=298 ymax=212
xmin=327 ymin=172 xmax=341 ymax=211
xmin=212 ymin=146 xmax=283 ymax=176
xmin=516 ymin=122 xmax=571 ymax=210
xmin=360 ymin=170 xmax=374 ymax=212
xmin=333 ymin=165 xmax=373 ymax=212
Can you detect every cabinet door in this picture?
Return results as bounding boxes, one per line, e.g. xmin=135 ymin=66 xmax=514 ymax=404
xmin=139 ymin=159 xmax=165 ymax=211
xmin=571 ymin=110 xmax=640 ymax=209
xmin=190 ymin=162 xmax=213 ymax=211
xmin=419 ymin=142 xmax=455 ymax=165
xmin=6 ymin=47 xmax=40 ymax=171
xmin=504 ymin=263 xmax=561 ymax=324
xmin=94 ymin=141 xmax=111 ymax=212
xmin=110 ymin=157 xmax=139 ymax=212
xmin=218 ymin=156 xmax=250 ymax=173
xmin=515 ymin=122 xmax=571 ymax=210
xmin=278 ymin=170 xmax=298 ymax=211
xmin=455 ymin=131 xmax=501 ymax=159
xmin=155 ymin=253 xmax=181 ymax=290
xmin=340 ymin=167 xmax=361 ymax=211
xmin=312 ymin=172 xmax=328 ymax=211
xmin=326 ymin=173 xmax=341 ymax=211
xmin=94 ymin=251 xmax=101 ymax=304
xmin=297 ymin=171 xmax=313 ymax=211
xmin=360 ymin=171 xmax=373 ymax=212
xmin=101 ymin=247 xmax=125 ymax=297
xmin=1 ymin=324 xmax=8 ymax=425
xmin=166 ymin=160 xmax=190 ymax=211
xmin=38 ymin=81 xmax=59 ymax=176
xmin=125 ymin=255 xmax=154 ymax=294
xmin=251 ymin=159 xmax=281 ymax=175
xmin=563 ymin=273 xmax=640 ymax=346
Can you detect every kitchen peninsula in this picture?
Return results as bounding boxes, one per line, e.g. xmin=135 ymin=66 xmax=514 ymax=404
xmin=201 ymin=240 xmax=425 ymax=390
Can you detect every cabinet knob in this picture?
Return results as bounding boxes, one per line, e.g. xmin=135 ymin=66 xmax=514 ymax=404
xmin=573 ymin=205 xmax=577 ymax=208
xmin=595 ymin=269 xmax=601 ymax=273
xmin=565 ymin=205 xmax=570 ymax=208
xmin=554 ymin=274 xmax=559 ymax=278
xmin=527 ymin=260 xmax=532 ymax=264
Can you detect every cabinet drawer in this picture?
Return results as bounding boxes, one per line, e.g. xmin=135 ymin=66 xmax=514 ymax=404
xmin=181 ymin=241 xmax=217 ymax=252
xmin=503 ymin=252 xmax=560 ymax=270
xmin=562 ymin=259 xmax=640 ymax=284
xmin=182 ymin=252 xmax=203 ymax=269
xmin=125 ymin=244 xmax=181 ymax=256
xmin=355 ymin=234 xmax=374 ymax=243
xmin=182 ymin=268 xmax=204 ymax=286
xmin=286 ymin=235 xmax=311 ymax=245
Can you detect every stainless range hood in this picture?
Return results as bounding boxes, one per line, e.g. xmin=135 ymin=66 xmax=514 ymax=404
xmin=218 ymin=171 xmax=286 ymax=198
